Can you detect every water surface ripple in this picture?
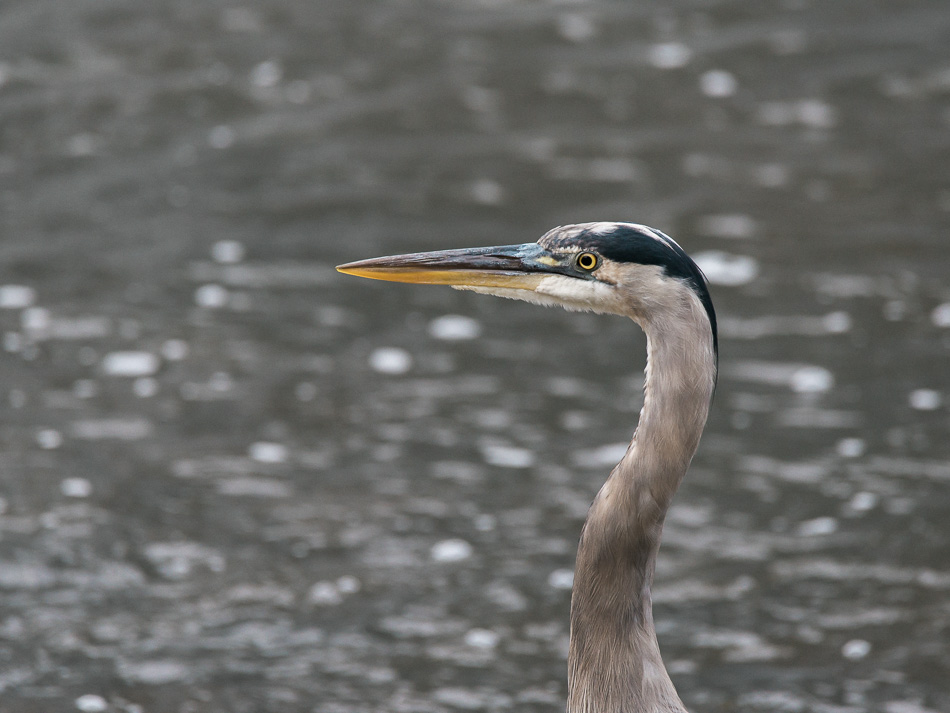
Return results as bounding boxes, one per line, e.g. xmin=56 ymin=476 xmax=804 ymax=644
xmin=1 ymin=2 xmax=949 ymax=712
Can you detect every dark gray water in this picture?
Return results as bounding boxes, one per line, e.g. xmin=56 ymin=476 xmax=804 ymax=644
xmin=1 ymin=2 xmax=949 ymax=711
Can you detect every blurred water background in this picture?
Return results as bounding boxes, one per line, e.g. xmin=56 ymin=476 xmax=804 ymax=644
xmin=1 ymin=1 xmax=949 ymax=712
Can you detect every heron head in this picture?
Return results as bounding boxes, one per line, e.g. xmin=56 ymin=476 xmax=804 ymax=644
xmin=337 ymin=221 xmax=716 ymax=354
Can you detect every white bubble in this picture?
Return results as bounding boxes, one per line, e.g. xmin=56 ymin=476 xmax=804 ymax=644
xmin=428 ymin=315 xmax=482 ymax=341
xmin=464 ymin=628 xmax=500 ymax=649
xmin=480 ymin=444 xmax=535 ymax=469
xmin=308 ymin=581 xmax=342 ymax=605
xmin=133 ymin=377 xmax=158 ymax=398
xmin=101 ymin=351 xmax=160 ymax=378
xmin=470 ymin=178 xmax=504 ymax=205
xmin=431 ymin=538 xmax=473 ymax=563
xmin=700 ymin=70 xmax=738 ymax=98
xmin=369 ymin=347 xmax=412 ymax=375
xmin=73 ymin=379 xmax=99 ymax=399
xmin=693 ymin=251 xmax=759 ymax=286
xmin=433 ymin=688 xmax=488 ymax=709
xmin=790 ymin=366 xmax=834 ymax=394
xmin=249 ymin=441 xmax=288 ymax=464
xmin=160 ymin=339 xmax=189 ymax=361
xmin=822 ymin=311 xmax=852 ymax=333
xmin=548 ymin=568 xmax=574 ymax=590
xmin=909 ymin=389 xmax=941 ymax=411
xmin=336 ymin=575 xmax=361 ymax=594
xmin=474 ymin=514 xmax=496 ymax=532
xmin=797 ymin=516 xmax=838 ymax=536
xmin=211 ymin=240 xmax=245 ymax=264
xmin=250 ymin=59 xmax=282 ymax=88
xmin=208 ymin=125 xmax=235 ymax=149
xmin=61 ymin=477 xmax=93 ymax=498
xmin=842 ymin=638 xmax=871 ymax=660
xmin=0 ymin=285 xmax=36 ymax=309
xmin=210 ymin=371 xmax=233 ymax=392
xmin=121 ymin=660 xmax=188 ymax=685
xmin=195 ymin=284 xmax=229 ymax=308
xmin=36 ymin=428 xmax=63 ymax=450
xmin=931 ymin=302 xmax=950 ymax=327
xmin=836 ymin=438 xmax=865 ymax=458
xmin=848 ymin=491 xmax=878 ymax=512
xmin=648 ymin=42 xmax=692 ymax=69
xmin=75 ymin=694 xmax=109 ymax=712
xmin=797 ymin=99 xmax=837 ymax=129
xmin=3 ymin=332 xmax=22 ymax=352
xmin=557 ymin=13 xmax=597 ymax=43
xmin=21 ymin=307 xmax=50 ymax=332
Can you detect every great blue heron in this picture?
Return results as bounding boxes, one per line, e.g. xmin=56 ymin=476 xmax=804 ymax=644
xmin=338 ymin=222 xmax=718 ymax=713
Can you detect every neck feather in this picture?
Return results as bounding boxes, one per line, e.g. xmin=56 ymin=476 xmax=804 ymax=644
xmin=566 ymin=297 xmax=716 ymax=713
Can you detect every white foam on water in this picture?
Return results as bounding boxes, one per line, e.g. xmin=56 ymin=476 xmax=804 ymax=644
xmin=75 ymin=694 xmax=108 ymax=712
xmin=841 ymin=638 xmax=871 ymax=660
xmin=0 ymin=285 xmax=36 ymax=309
xmin=700 ymin=69 xmax=738 ymax=98
xmin=248 ymin=441 xmax=289 ymax=464
xmin=161 ymin=339 xmax=189 ymax=360
xmin=431 ymin=538 xmax=473 ymax=563
xmin=797 ymin=516 xmax=838 ymax=536
xmin=211 ymin=240 xmax=245 ymax=264
xmin=909 ymin=389 xmax=941 ymax=411
xmin=61 ymin=477 xmax=92 ymax=498
xmin=195 ymin=283 xmax=229 ymax=308
xmin=133 ymin=377 xmax=158 ymax=398
xmin=480 ymin=444 xmax=535 ymax=468
xmin=369 ymin=347 xmax=412 ymax=375
xmin=36 ymin=428 xmax=63 ymax=450
xmin=470 ymin=178 xmax=504 ymax=205
xmin=428 ymin=314 xmax=482 ymax=341
xmin=250 ymin=59 xmax=282 ymax=87
xmin=101 ymin=351 xmax=160 ymax=377
xmin=308 ymin=581 xmax=342 ymax=605
xmin=836 ymin=437 xmax=866 ymax=458
xmin=790 ymin=366 xmax=835 ymax=393
xmin=693 ymin=251 xmax=759 ymax=286
xmin=931 ymin=302 xmax=950 ymax=327
xmin=71 ymin=418 xmax=153 ymax=440
xmin=464 ymin=628 xmax=500 ymax=649
xmin=648 ymin=42 xmax=692 ymax=69
xmin=548 ymin=568 xmax=574 ymax=590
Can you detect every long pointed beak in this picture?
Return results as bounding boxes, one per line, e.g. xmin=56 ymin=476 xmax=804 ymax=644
xmin=336 ymin=243 xmax=560 ymax=291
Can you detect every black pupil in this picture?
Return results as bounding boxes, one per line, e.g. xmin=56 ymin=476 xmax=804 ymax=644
xmin=579 ymin=253 xmax=595 ymax=269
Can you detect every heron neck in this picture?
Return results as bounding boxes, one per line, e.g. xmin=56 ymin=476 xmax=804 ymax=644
xmin=566 ymin=308 xmax=715 ymax=713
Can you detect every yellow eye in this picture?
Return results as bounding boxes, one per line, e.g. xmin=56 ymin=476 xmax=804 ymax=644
xmin=576 ymin=252 xmax=598 ymax=271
